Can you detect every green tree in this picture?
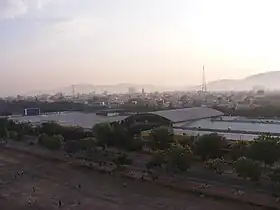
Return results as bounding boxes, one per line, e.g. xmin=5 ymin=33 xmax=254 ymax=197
xmin=92 ymin=123 xmax=113 ymax=149
xmin=204 ymin=158 xmax=225 ymax=174
xmin=149 ymin=127 xmax=173 ymax=151
xmin=53 ymin=134 xmax=64 ymax=142
xmin=44 ymin=136 xmax=62 ymax=150
xmin=19 ymin=122 xmax=34 ymax=136
xmin=230 ymin=140 xmax=250 ymax=161
xmin=269 ymin=164 xmax=280 ymax=196
xmin=146 ymin=150 xmax=166 ymax=170
xmin=38 ymin=134 xmax=62 ymax=150
xmin=125 ymin=137 xmax=143 ymax=151
xmin=113 ymin=153 xmax=132 ymax=169
xmin=270 ymin=165 xmax=280 ymax=186
xmin=39 ymin=122 xmax=64 ymax=136
xmin=195 ymin=133 xmax=228 ymax=160
xmin=0 ymin=118 xmax=9 ymax=138
xmin=8 ymin=131 xmax=18 ymax=140
xmin=177 ymin=135 xmax=195 ymax=150
xmin=247 ymin=135 xmax=280 ymax=166
xmin=111 ymin=124 xmax=131 ymax=149
xmin=234 ymin=157 xmax=261 ymax=181
xmin=62 ymin=126 xmax=85 ymax=140
xmin=79 ymin=137 xmax=96 ymax=151
xmin=38 ymin=133 xmax=47 ymax=145
xmin=65 ymin=140 xmax=81 ymax=156
xmin=165 ymin=143 xmax=192 ymax=173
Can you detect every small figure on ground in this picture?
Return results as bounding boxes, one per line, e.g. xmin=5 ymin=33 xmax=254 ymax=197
xmin=58 ymin=200 xmax=62 ymax=208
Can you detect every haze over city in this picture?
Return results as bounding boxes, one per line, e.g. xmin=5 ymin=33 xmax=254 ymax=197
xmin=2 ymin=1 xmax=280 ymax=209
xmin=1 ymin=0 xmax=280 ymax=96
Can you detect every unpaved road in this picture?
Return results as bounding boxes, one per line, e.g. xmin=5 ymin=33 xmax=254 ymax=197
xmin=0 ymin=149 xmax=262 ymax=210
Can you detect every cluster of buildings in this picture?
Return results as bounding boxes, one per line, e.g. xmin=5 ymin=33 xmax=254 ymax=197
xmin=5 ymin=87 xmax=280 ymax=142
xmin=3 ymin=87 xmax=277 ymax=111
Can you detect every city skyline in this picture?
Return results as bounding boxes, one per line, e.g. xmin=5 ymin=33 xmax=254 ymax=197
xmin=1 ymin=0 xmax=280 ymax=95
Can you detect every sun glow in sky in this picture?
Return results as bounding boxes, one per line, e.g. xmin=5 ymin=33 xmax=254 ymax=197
xmin=1 ymin=0 xmax=280 ymax=95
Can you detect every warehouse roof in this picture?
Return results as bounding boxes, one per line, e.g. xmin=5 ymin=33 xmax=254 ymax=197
xmin=10 ymin=107 xmax=224 ymax=129
xmin=150 ymin=107 xmax=224 ymax=123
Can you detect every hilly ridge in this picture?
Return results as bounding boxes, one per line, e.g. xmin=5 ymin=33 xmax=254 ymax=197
xmin=24 ymin=71 xmax=280 ymax=95
xmin=191 ymin=71 xmax=280 ymax=91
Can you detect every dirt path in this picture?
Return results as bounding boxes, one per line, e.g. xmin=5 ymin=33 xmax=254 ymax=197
xmin=0 ymin=150 xmax=263 ymax=210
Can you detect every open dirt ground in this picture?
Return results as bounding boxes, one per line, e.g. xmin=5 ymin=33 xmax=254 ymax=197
xmin=0 ymin=149 xmax=263 ymax=210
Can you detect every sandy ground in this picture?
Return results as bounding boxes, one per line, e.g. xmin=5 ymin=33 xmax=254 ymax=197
xmin=0 ymin=149 xmax=263 ymax=210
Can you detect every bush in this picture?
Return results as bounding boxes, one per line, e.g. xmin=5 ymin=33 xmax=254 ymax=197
xmin=204 ymin=158 xmax=225 ymax=174
xmin=65 ymin=140 xmax=80 ymax=155
xmin=165 ymin=144 xmax=192 ymax=173
xmin=125 ymin=138 xmax=143 ymax=151
xmin=195 ymin=133 xmax=228 ymax=160
xmin=113 ymin=153 xmax=132 ymax=167
xmin=38 ymin=134 xmax=62 ymax=150
xmin=149 ymin=127 xmax=174 ymax=151
xmin=44 ymin=137 xmax=62 ymax=150
xmin=146 ymin=150 xmax=166 ymax=170
xmin=234 ymin=157 xmax=261 ymax=181
xmin=8 ymin=131 xmax=18 ymax=140
xmin=230 ymin=141 xmax=250 ymax=161
xmin=270 ymin=164 xmax=280 ymax=195
xmin=79 ymin=137 xmax=96 ymax=151
xmin=246 ymin=135 xmax=280 ymax=166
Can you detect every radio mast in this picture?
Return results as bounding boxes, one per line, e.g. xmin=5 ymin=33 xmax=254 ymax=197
xmin=202 ymin=65 xmax=207 ymax=92
xmin=72 ymin=85 xmax=75 ymax=98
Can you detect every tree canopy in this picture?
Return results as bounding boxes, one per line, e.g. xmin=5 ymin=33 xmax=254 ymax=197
xmin=165 ymin=143 xmax=192 ymax=173
xmin=234 ymin=157 xmax=261 ymax=181
xmin=246 ymin=135 xmax=280 ymax=165
xmin=38 ymin=134 xmax=62 ymax=150
xmin=195 ymin=133 xmax=228 ymax=160
xmin=149 ymin=127 xmax=173 ymax=151
xmin=92 ymin=122 xmax=113 ymax=149
xmin=204 ymin=158 xmax=225 ymax=174
xmin=230 ymin=140 xmax=250 ymax=161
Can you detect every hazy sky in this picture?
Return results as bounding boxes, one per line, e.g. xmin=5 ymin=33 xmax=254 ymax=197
xmin=1 ymin=0 xmax=280 ymax=95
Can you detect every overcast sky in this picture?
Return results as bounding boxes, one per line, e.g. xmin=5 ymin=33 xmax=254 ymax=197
xmin=1 ymin=0 xmax=280 ymax=95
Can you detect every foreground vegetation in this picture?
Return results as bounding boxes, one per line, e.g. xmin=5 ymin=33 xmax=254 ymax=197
xmin=0 ymin=118 xmax=280 ymax=196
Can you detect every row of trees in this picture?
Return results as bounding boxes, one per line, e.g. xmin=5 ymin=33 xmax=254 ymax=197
xmin=145 ymin=129 xmax=280 ymax=194
xmin=1 ymin=118 xmax=134 ymax=168
xmin=91 ymin=122 xmax=280 ymax=188
xmin=1 ymin=118 xmax=280 ymax=194
xmin=0 ymin=118 xmax=89 ymax=141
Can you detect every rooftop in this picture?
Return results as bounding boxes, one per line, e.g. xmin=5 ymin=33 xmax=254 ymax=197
xmin=10 ymin=107 xmax=224 ymax=128
xmin=150 ymin=107 xmax=224 ymax=123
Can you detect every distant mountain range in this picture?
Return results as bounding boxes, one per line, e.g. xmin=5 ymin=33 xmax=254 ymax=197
xmin=25 ymin=71 xmax=280 ymax=95
xmin=189 ymin=71 xmax=280 ymax=91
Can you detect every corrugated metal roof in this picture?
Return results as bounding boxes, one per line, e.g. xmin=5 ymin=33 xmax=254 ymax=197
xmin=150 ymin=107 xmax=224 ymax=123
xmin=174 ymin=129 xmax=258 ymax=141
xmin=10 ymin=108 xmax=224 ymax=129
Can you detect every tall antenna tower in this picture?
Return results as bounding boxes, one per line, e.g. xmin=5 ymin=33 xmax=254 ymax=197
xmin=72 ymin=85 xmax=75 ymax=98
xmin=202 ymin=65 xmax=207 ymax=92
